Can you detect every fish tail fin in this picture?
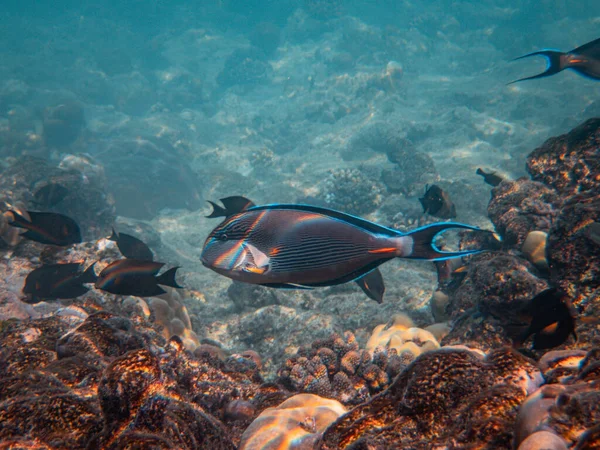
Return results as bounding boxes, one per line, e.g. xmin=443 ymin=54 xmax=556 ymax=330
xmin=7 ymin=210 xmax=31 ymax=229
xmin=508 ymin=50 xmax=565 ymax=84
xmin=108 ymin=228 xmax=119 ymax=241
xmin=156 ymin=267 xmax=182 ymax=289
xmin=404 ymin=222 xmax=494 ymax=261
xmin=79 ymin=262 xmax=98 ymax=284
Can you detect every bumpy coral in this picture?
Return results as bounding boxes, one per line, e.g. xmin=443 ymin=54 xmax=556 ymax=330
xmin=365 ymin=314 xmax=440 ymax=362
xmin=0 ymin=303 xmax=289 ymax=448
xmin=317 ymin=347 xmax=542 ymax=449
xmin=546 ymin=190 xmax=600 ymax=309
xmin=317 ymin=167 xmax=385 ymax=216
xmin=277 ymin=330 xmax=405 ymax=405
xmin=526 ymin=117 xmax=600 ymax=197
xmin=487 ymin=178 xmax=562 ymax=247
xmin=239 ymin=393 xmax=346 ymax=450
xmin=515 ymin=348 xmax=600 ymax=449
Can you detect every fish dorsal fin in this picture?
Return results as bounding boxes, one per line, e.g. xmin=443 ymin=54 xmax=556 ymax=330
xmin=571 ymin=37 xmax=600 ymax=59
xmin=206 ymin=196 xmax=255 ymax=218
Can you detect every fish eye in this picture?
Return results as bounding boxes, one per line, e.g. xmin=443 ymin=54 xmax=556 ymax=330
xmin=217 ymin=233 xmax=228 ymax=241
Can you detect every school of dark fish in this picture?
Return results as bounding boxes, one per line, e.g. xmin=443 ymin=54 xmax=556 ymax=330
xmin=6 ymin=35 xmax=598 ymax=352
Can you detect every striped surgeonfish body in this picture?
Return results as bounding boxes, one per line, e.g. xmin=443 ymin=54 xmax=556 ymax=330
xmin=201 ymin=197 xmax=493 ymax=300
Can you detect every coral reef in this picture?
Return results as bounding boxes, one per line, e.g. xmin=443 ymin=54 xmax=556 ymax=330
xmin=317 ymin=346 xmax=542 ymax=449
xmin=546 ymin=190 xmax=600 ymax=309
xmin=277 ymin=328 xmax=414 ymax=406
xmin=217 ymin=48 xmax=273 ymax=89
xmin=487 ymin=178 xmax=562 ymax=247
xmin=239 ymin=394 xmax=346 ymax=450
xmin=527 ymin=118 xmax=600 ymax=197
xmin=317 ymin=167 xmax=385 ymax=216
xmin=0 ymin=156 xmax=115 ymax=240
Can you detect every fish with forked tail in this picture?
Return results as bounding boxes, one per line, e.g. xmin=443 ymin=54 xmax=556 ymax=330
xmin=201 ymin=196 xmax=495 ymax=303
xmin=419 ymin=185 xmax=457 ymax=219
xmin=476 ymin=168 xmax=504 ymax=187
xmin=95 ymin=259 xmax=182 ymax=297
xmin=509 ymin=37 xmax=600 ymax=84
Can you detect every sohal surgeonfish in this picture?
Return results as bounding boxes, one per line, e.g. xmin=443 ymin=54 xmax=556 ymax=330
xmin=419 ymin=185 xmax=457 ymax=219
xmin=516 ymin=288 xmax=576 ymax=350
xmin=108 ymin=228 xmax=154 ymax=261
xmin=8 ymin=210 xmax=81 ymax=246
xmin=95 ymin=259 xmax=181 ymax=297
xmin=509 ymin=37 xmax=600 ymax=84
xmin=476 ymin=168 xmax=504 ymax=187
xmin=201 ymin=196 xmax=494 ymax=303
xmin=23 ymin=262 xmax=97 ymax=303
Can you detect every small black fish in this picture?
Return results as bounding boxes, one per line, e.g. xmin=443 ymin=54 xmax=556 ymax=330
xmin=31 ymin=183 xmax=69 ymax=208
xmin=95 ymin=259 xmax=182 ymax=297
xmin=355 ymin=269 xmax=385 ymax=304
xmin=23 ymin=262 xmax=97 ymax=303
xmin=206 ymin=196 xmax=256 ymax=218
xmin=8 ymin=210 xmax=81 ymax=246
xmin=518 ymin=288 xmax=576 ymax=350
xmin=419 ymin=185 xmax=456 ymax=219
xmin=509 ymin=37 xmax=600 ymax=84
xmin=108 ymin=228 xmax=153 ymax=260
xmin=476 ymin=168 xmax=504 ymax=187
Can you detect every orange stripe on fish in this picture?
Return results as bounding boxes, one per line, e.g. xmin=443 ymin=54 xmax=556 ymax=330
xmin=541 ymin=322 xmax=559 ymax=334
xmin=294 ymin=212 xmax=325 ymax=223
xmin=243 ymin=266 xmax=267 ymax=274
xmin=269 ymin=247 xmax=281 ymax=256
xmin=368 ymin=247 xmax=397 ymax=254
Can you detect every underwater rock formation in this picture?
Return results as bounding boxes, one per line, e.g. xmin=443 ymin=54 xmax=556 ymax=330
xmin=217 ymin=48 xmax=273 ymax=89
xmin=42 ymin=101 xmax=85 ymax=148
xmin=317 ymin=167 xmax=385 ymax=216
xmin=0 ymin=156 xmax=115 ymax=240
xmin=487 ymin=178 xmax=562 ymax=247
xmin=527 ymin=117 xmax=600 ymax=198
xmin=546 ymin=190 xmax=600 ymax=309
xmin=89 ymin=137 xmax=203 ymax=219
xmin=317 ymin=346 xmax=542 ymax=449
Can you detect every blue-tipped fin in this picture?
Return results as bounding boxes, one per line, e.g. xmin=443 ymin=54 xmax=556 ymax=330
xmin=508 ymin=50 xmax=565 ymax=84
xmin=404 ymin=222 xmax=495 ymax=261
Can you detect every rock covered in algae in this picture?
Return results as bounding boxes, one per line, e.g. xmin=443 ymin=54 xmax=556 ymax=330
xmin=526 ymin=117 xmax=600 ymax=197
xmin=487 ymin=178 xmax=562 ymax=247
xmin=317 ymin=347 xmax=542 ymax=449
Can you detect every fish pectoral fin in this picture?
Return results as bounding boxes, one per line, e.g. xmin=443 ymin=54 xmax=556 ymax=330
xmin=246 ymin=243 xmax=270 ymax=268
xmin=355 ymin=269 xmax=385 ymax=304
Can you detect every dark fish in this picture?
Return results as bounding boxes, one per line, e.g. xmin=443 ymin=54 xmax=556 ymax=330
xmin=419 ymin=185 xmax=456 ymax=219
xmin=509 ymin=37 xmax=600 ymax=84
xmin=517 ymin=288 xmax=576 ymax=350
xmin=201 ymin=197 xmax=494 ymax=299
xmin=23 ymin=262 xmax=97 ymax=303
xmin=206 ymin=196 xmax=255 ymax=218
xmin=8 ymin=210 xmax=81 ymax=246
xmin=95 ymin=259 xmax=182 ymax=297
xmin=108 ymin=228 xmax=154 ymax=260
xmin=31 ymin=183 xmax=69 ymax=208
xmin=476 ymin=168 xmax=504 ymax=187
xmin=355 ymin=268 xmax=385 ymax=304
xmin=434 ymin=257 xmax=467 ymax=285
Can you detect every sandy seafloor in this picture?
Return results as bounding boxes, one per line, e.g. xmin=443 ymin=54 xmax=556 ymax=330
xmin=1 ymin=0 xmax=600 ymax=372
